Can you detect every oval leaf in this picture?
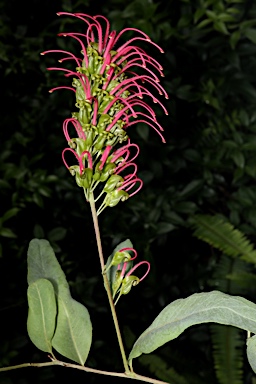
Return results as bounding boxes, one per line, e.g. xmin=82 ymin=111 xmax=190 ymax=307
xmin=28 ymin=239 xmax=92 ymax=364
xmin=247 ymin=335 xmax=256 ymax=373
xmin=129 ymin=291 xmax=256 ymax=363
xmin=27 ymin=278 xmax=57 ymax=353
xmin=27 ymin=239 xmax=68 ymax=291
xmin=52 ymin=294 xmax=92 ymax=365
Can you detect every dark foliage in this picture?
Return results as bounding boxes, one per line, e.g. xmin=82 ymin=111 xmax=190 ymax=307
xmin=1 ymin=0 xmax=256 ymax=383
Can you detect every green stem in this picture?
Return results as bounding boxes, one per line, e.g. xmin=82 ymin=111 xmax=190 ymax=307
xmin=0 ymin=360 xmax=170 ymax=384
xmin=88 ymin=192 xmax=130 ymax=374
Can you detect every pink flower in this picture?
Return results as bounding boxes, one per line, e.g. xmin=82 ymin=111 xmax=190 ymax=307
xmin=61 ymin=118 xmax=143 ymax=212
xmin=42 ymin=13 xmax=167 ymax=213
xmin=41 ymin=12 xmax=168 ymax=145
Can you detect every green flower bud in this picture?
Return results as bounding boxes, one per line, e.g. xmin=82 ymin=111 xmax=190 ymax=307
xmin=74 ymin=168 xmax=93 ymax=189
xmin=105 ymin=251 xmax=132 ymax=273
xmin=104 ymin=175 xmax=124 ymax=193
xmin=94 ymin=134 xmax=106 ymax=151
xmin=120 ymin=275 xmax=140 ymax=295
xmin=104 ymin=189 xmax=129 ymax=207
xmin=69 ymin=138 xmax=88 ymax=155
xmin=98 ymin=114 xmax=112 ymax=130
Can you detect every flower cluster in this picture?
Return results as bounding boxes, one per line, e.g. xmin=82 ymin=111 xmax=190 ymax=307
xmin=104 ymin=247 xmax=150 ymax=305
xmin=42 ymin=12 xmax=167 ymax=214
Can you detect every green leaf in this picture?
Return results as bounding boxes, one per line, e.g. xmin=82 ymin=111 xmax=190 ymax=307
xmin=231 ymin=151 xmax=245 ymax=168
xmin=247 ymin=335 xmax=256 ymax=373
xmin=230 ymin=30 xmax=241 ymax=49
xmin=175 ymin=201 xmax=197 ymax=214
xmin=48 ymin=227 xmax=67 ymax=242
xmin=27 ymin=239 xmax=68 ymax=289
xmin=189 ymin=215 xmax=256 ymax=264
xmin=27 ymin=239 xmax=92 ymax=364
xmin=196 ymin=18 xmax=212 ymax=29
xmin=129 ymin=291 xmax=256 ymax=364
xmin=156 ymin=222 xmax=175 ymax=235
xmin=27 ymin=278 xmax=56 ymax=353
xmin=179 ymin=180 xmax=203 ymax=198
xmin=0 ymin=227 xmax=17 ymax=238
xmin=206 ymin=10 xmax=218 ymax=22
xmin=218 ymin=13 xmax=235 ymax=22
xmin=0 ymin=208 xmax=19 ymax=224
xmin=52 ymin=292 xmax=92 ymax=365
xmin=244 ymin=29 xmax=256 ymax=44
xmin=214 ymin=21 xmax=229 ymax=35
xmin=176 ymin=85 xmax=193 ymax=100
xmin=194 ymin=8 xmax=205 ymax=24
xmin=33 ymin=224 xmax=45 ymax=238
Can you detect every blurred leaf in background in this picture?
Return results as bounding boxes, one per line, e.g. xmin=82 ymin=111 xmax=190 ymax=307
xmin=2 ymin=0 xmax=256 ymax=383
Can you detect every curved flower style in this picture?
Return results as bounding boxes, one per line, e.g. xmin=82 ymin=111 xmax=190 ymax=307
xmin=42 ymin=13 xmax=167 ymax=214
xmin=106 ymin=247 xmax=150 ymax=305
xmin=62 ymin=117 xmax=143 ymax=214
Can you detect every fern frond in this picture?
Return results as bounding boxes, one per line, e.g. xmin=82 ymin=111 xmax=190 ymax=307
xmin=139 ymin=354 xmax=189 ymax=384
xmin=189 ymin=214 xmax=256 ymax=264
xmin=210 ymin=324 xmax=244 ymax=384
xmin=227 ymin=271 xmax=256 ymax=291
xmin=211 ymin=255 xmax=252 ymax=294
xmin=210 ymin=256 xmax=246 ymax=383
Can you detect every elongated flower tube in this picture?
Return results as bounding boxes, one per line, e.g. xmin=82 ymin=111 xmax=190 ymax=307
xmin=62 ymin=124 xmax=142 ymax=210
xmin=113 ymin=258 xmax=150 ymax=305
xmin=42 ymin=13 xmax=167 ymax=213
xmin=104 ymin=245 xmax=150 ymax=304
xmin=103 ymin=247 xmax=137 ymax=274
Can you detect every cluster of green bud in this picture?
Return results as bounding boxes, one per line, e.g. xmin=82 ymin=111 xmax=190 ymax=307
xmin=104 ymin=247 xmax=150 ymax=305
xmin=44 ymin=13 xmax=167 ymax=213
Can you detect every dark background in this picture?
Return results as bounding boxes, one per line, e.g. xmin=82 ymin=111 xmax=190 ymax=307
xmin=1 ymin=0 xmax=256 ymax=383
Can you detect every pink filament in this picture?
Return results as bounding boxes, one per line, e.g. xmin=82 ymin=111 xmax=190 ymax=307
xmin=117 ymin=37 xmax=164 ymax=55
xmin=99 ymin=145 xmax=112 ymax=170
xmin=49 ymin=86 xmax=76 ymax=93
xmin=62 ymin=148 xmax=93 ymax=174
xmin=118 ymin=247 xmax=137 ymax=261
xmin=119 ymin=177 xmax=143 ymax=197
xmin=102 ymin=96 xmax=137 ymax=118
xmin=47 ymin=67 xmax=90 ymax=99
xmin=113 ymin=62 xmax=160 ymax=83
xmin=93 ymin=15 xmax=110 ymax=47
xmin=41 ymin=49 xmax=81 ymax=67
xmin=115 ymin=162 xmax=138 ymax=182
xmin=58 ymin=32 xmax=89 ymax=66
xmin=103 ymin=30 xmax=117 ymax=59
xmin=111 ymin=142 xmax=140 ymax=164
xmin=126 ymin=261 xmax=150 ymax=282
xmin=115 ymin=28 xmax=150 ymax=44
xmin=63 ymin=118 xmax=86 ymax=141
xmin=125 ymin=119 xmax=166 ymax=143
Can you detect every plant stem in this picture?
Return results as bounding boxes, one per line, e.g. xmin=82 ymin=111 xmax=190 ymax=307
xmin=88 ymin=192 xmax=130 ymax=373
xmin=0 ymin=360 xmax=170 ymax=384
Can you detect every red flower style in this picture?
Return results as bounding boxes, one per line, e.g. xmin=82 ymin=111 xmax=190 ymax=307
xmin=61 ymin=117 xmax=143 ymax=214
xmin=42 ymin=13 xmax=168 ymax=213
xmin=41 ymin=12 xmax=168 ymax=145
xmin=106 ymin=246 xmax=150 ymax=305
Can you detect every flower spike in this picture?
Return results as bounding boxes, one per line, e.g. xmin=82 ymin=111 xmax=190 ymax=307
xmin=43 ymin=12 xmax=168 ymax=213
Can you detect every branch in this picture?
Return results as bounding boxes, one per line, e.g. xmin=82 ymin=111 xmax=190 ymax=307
xmin=0 ymin=359 xmax=170 ymax=384
xmin=88 ymin=192 xmax=130 ymax=373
